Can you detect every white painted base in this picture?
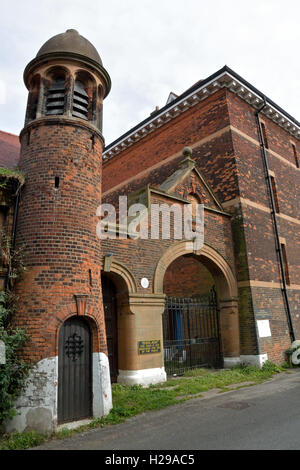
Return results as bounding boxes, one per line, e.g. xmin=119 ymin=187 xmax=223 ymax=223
xmin=118 ymin=367 xmax=167 ymax=386
xmin=93 ymin=352 xmax=112 ymax=417
xmin=223 ymin=357 xmax=241 ymax=368
xmin=5 ymin=356 xmax=58 ymax=434
xmin=4 ymin=352 xmax=112 ymax=434
xmin=240 ymin=354 xmax=268 ymax=368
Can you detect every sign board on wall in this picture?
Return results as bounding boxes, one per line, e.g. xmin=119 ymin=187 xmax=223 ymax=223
xmin=138 ymin=340 xmax=161 ymax=355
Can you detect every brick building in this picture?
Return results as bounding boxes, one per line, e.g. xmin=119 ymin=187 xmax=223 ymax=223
xmin=0 ymin=30 xmax=299 ymax=432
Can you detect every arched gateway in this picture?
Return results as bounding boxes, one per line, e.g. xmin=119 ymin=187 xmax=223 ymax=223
xmin=154 ymin=241 xmax=240 ymax=370
xmin=102 ymin=241 xmax=240 ymax=386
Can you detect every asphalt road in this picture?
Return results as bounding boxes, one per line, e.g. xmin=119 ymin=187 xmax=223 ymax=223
xmin=36 ymin=369 xmax=300 ymax=450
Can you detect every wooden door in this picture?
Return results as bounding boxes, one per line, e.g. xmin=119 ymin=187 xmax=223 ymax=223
xmin=102 ymin=276 xmax=118 ymax=382
xmin=58 ymin=317 xmax=92 ymax=424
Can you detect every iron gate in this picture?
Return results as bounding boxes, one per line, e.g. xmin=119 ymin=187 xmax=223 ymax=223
xmin=162 ymin=287 xmax=223 ymax=375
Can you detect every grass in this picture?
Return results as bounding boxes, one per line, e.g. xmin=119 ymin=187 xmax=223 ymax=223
xmin=0 ymin=430 xmax=47 ymax=450
xmin=0 ymin=361 xmax=289 ymax=450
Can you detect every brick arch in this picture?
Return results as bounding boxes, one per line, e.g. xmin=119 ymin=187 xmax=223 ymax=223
xmin=53 ymin=301 xmax=102 ymax=355
xmin=153 ymin=240 xmax=238 ymax=300
xmin=107 ymin=260 xmax=137 ymax=294
xmin=154 ymin=241 xmax=240 ymax=360
xmin=74 ymin=68 xmax=97 ymax=85
xmin=44 ymin=64 xmax=71 ymax=79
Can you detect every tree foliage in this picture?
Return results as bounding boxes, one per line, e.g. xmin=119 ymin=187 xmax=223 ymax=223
xmin=0 ymin=292 xmax=31 ymax=425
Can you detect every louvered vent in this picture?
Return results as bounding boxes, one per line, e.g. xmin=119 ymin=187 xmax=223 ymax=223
xmin=46 ymin=79 xmax=65 ymax=115
xmin=72 ymin=81 xmax=89 ymax=120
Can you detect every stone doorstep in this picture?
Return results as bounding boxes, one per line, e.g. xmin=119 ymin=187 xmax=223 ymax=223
xmin=57 ymin=418 xmax=93 ymax=431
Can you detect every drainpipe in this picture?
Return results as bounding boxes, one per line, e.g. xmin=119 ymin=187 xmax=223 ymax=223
xmin=5 ymin=182 xmax=21 ymax=292
xmin=255 ymin=100 xmax=295 ymax=342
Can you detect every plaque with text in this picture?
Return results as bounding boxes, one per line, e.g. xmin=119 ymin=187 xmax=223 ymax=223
xmin=138 ymin=340 xmax=161 ymax=355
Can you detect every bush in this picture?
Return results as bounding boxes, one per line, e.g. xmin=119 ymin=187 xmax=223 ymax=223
xmin=0 ymin=292 xmax=31 ymax=426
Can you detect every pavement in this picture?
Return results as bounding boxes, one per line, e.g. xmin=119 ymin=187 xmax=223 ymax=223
xmin=34 ymin=369 xmax=300 ymax=450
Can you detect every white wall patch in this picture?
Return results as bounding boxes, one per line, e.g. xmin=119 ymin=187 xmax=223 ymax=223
xmin=257 ymin=319 xmax=271 ymax=338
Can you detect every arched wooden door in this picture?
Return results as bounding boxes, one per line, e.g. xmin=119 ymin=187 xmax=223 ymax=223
xmin=58 ymin=317 xmax=92 ymax=424
xmin=102 ymin=275 xmax=118 ymax=382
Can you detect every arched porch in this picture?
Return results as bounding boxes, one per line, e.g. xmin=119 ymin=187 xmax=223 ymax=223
xmin=154 ymin=241 xmax=240 ymax=369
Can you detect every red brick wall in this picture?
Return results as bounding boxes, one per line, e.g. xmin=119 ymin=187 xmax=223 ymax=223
xmin=14 ymin=118 xmax=107 ymax=362
xmin=227 ymin=91 xmax=300 ymax=167
xmin=103 ymin=89 xmax=231 ymax=195
xmin=102 ymin=191 xmax=236 ymax=298
xmin=102 ymin=86 xmax=300 ymax=363
xmin=227 ymin=91 xmax=300 ymax=361
xmin=163 ymin=256 xmax=214 ymax=297
xmin=12 ymin=66 xmax=300 ymax=367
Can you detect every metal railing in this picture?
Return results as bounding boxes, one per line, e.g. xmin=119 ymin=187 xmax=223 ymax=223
xmin=163 ymin=289 xmax=222 ymax=375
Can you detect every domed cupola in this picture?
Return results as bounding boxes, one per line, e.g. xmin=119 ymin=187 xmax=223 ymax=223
xmin=23 ymin=29 xmax=111 ymax=132
xmin=36 ymin=29 xmax=103 ymax=66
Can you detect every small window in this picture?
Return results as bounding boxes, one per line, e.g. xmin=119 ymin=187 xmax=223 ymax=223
xmin=261 ymin=122 xmax=269 ymax=149
xmin=281 ymin=243 xmax=290 ymax=286
xmin=270 ymin=175 xmax=280 ymax=214
xmin=72 ymin=81 xmax=89 ymax=120
xmin=292 ymin=144 xmax=299 ymax=168
xmin=46 ymin=78 xmax=65 ymax=115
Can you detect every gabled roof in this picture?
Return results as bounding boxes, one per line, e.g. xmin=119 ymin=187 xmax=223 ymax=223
xmin=103 ymin=148 xmax=227 ymax=218
xmin=158 ymin=152 xmax=224 ymax=213
xmin=166 ymin=92 xmax=178 ymax=105
xmin=0 ymin=130 xmax=20 ymax=169
xmin=103 ymin=65 xmax=300 ymax=161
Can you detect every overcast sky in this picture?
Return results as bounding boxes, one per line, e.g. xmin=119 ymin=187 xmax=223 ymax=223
xmin=1 ymin=0 xmax=300 ymax=146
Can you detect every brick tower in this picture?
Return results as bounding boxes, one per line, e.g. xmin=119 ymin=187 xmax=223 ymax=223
xmin=8 ymin=30 xmax=111 ymax=433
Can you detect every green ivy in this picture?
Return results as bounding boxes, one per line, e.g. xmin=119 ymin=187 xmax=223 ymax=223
xmin=0 ymin=167 xmax=25 ymax=190
xmin=0 ymin=292 xmax=31 ymax=425
xmin=0 ymin=169 xmax=29 ymax=428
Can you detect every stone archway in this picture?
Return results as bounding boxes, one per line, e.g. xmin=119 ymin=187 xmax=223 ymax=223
xmin=103 ymin=258 xmax=137 ymax=295
xmin=102 ymin=258 xmax=166 ymax=385
xmin=154 ymin=241 xmax=240 ymax=366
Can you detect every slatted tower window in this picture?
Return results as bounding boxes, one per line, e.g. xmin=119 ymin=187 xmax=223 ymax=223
xmin=72 ymin=81 xmax=89 ymax=120
xmin=46 ymin=78 xmax=65 ymax=115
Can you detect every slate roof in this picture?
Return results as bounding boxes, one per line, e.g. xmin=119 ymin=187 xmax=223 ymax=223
xmin=0 ymin=130 xmax=20 ymax=169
